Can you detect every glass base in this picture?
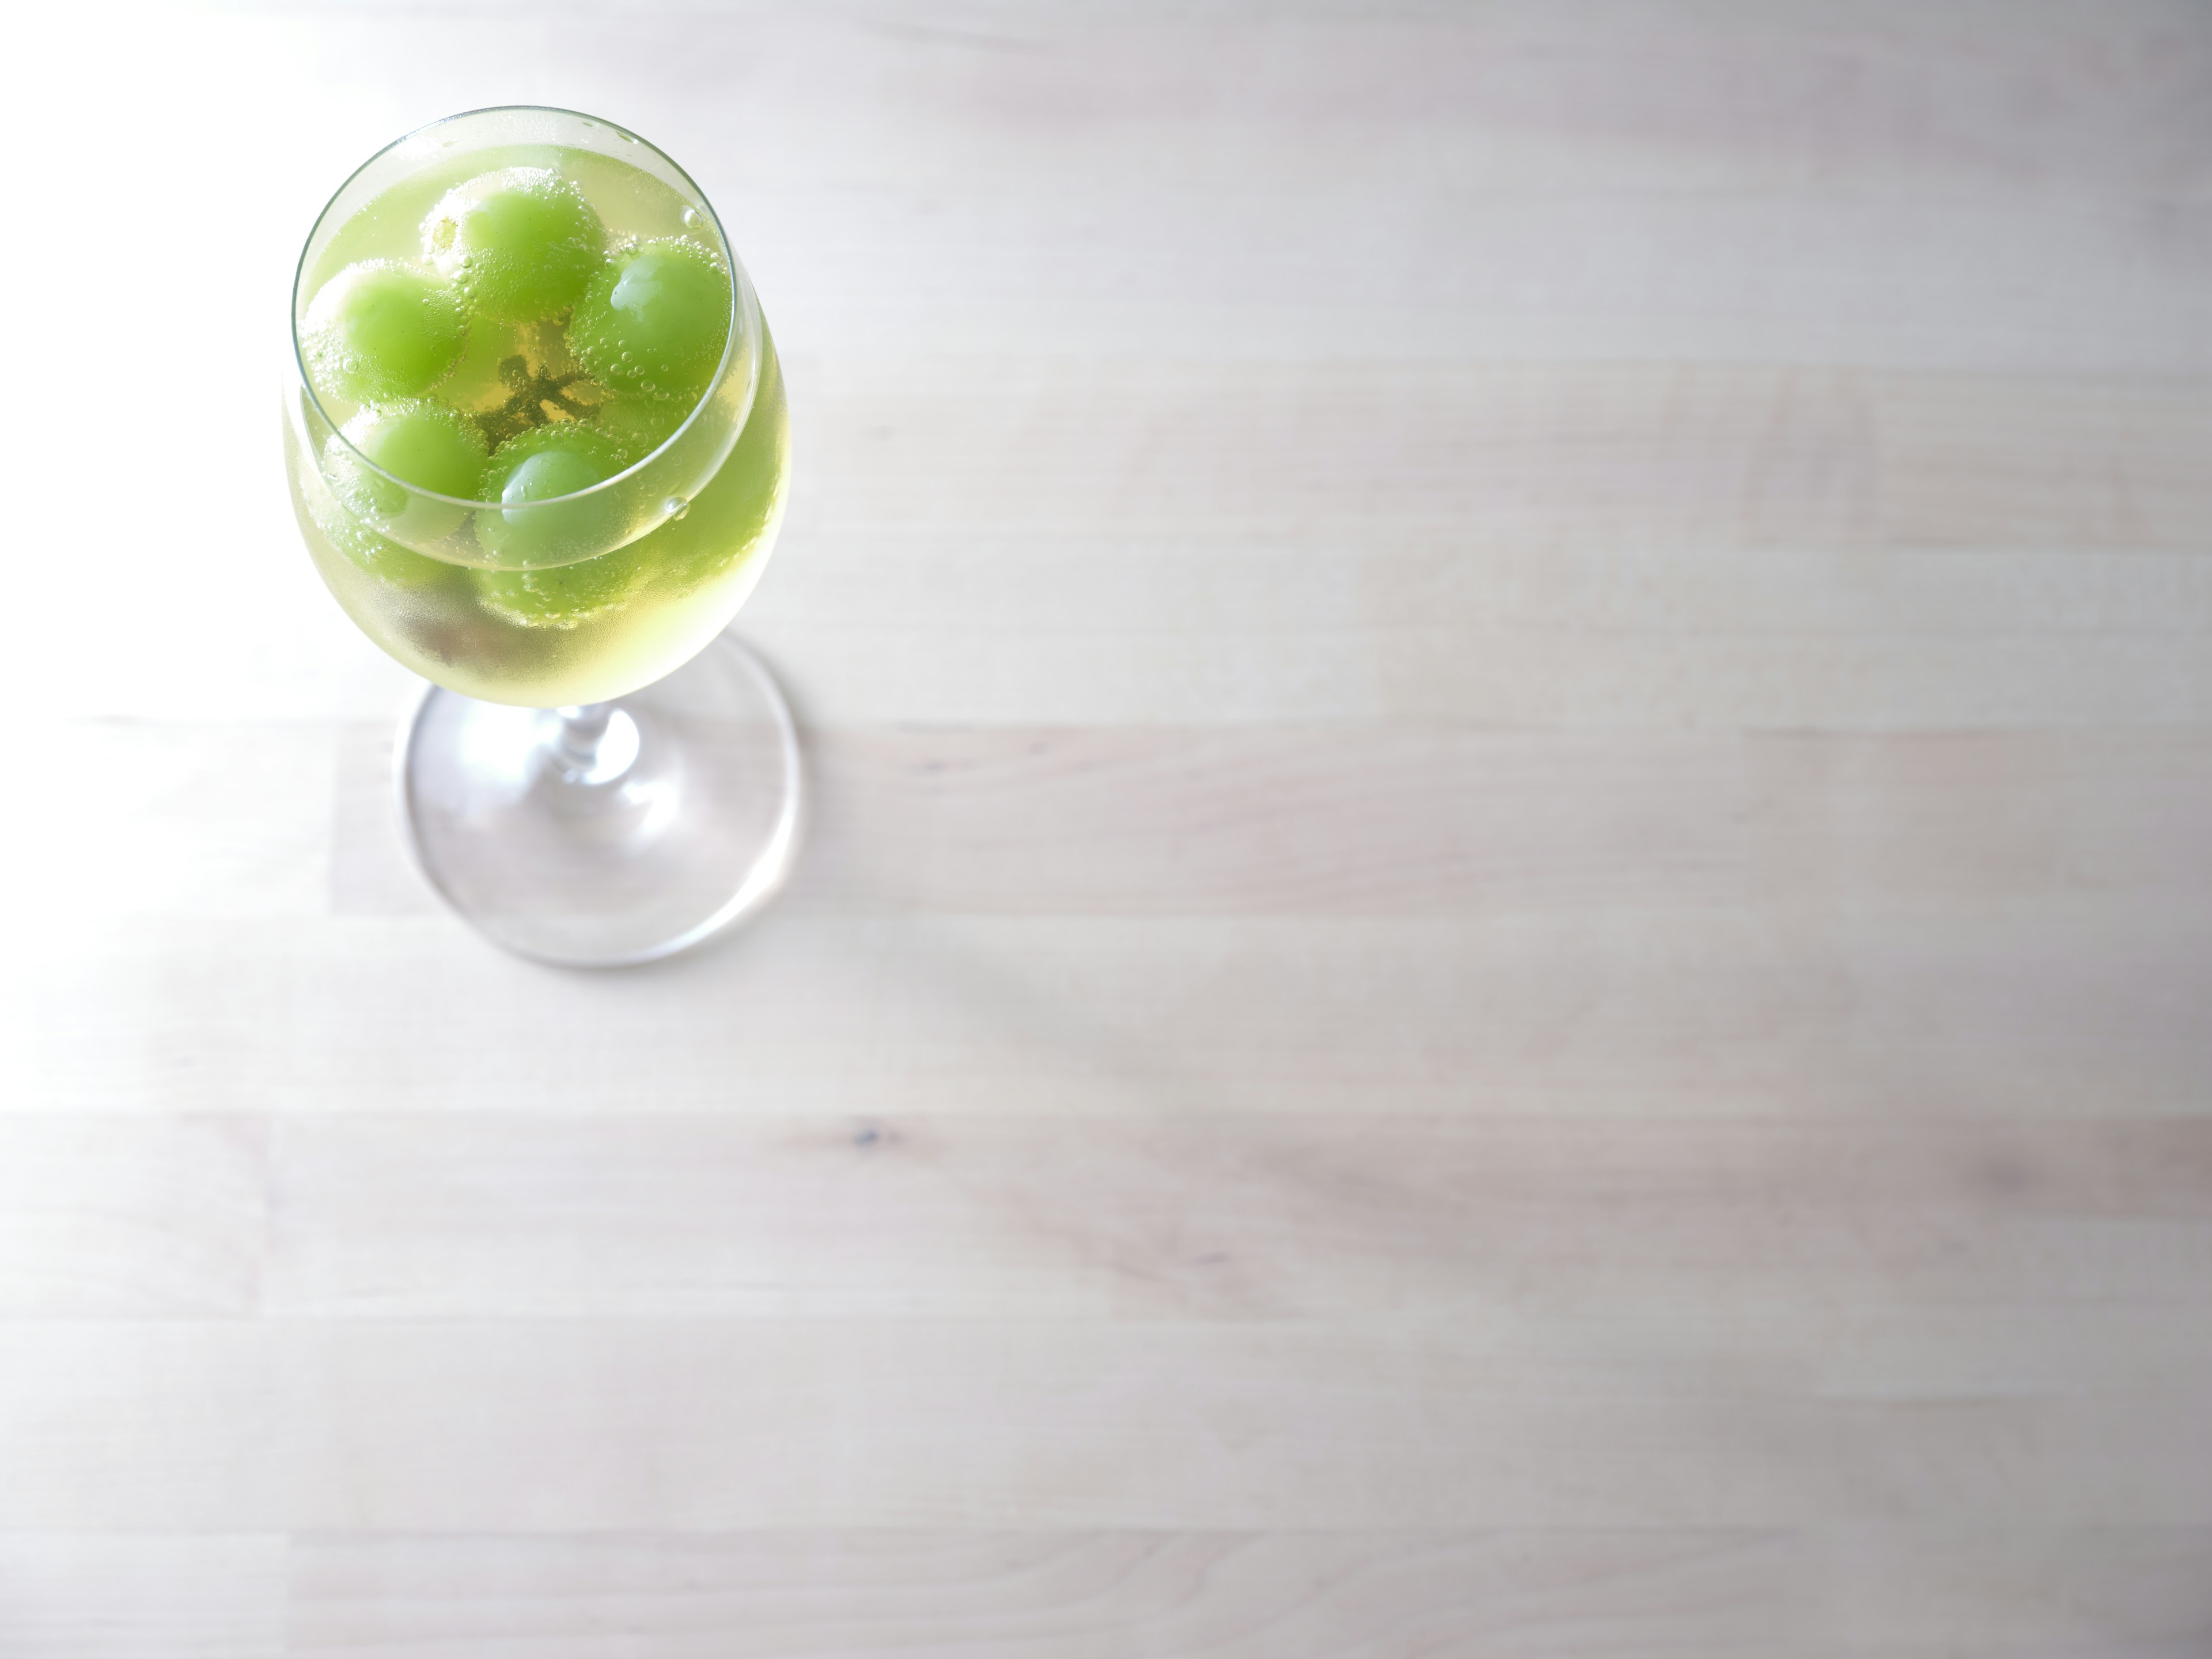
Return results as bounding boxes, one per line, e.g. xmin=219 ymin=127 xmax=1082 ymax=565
xmin=396 ymin=632 xmax=801 ymax=967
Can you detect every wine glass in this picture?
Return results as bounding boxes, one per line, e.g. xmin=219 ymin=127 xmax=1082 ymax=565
xmin=283 ymin=107 xmax=796 ymax=966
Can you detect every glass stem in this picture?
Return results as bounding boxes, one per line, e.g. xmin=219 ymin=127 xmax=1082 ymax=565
xmin=553 ymin=703 xmax=617 ymax=774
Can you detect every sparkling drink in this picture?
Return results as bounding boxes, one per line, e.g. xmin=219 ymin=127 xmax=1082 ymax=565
xmin=286 ymin=123 xmax=789 ymax=708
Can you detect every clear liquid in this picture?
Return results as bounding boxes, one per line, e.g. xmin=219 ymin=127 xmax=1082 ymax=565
xmin=285 ymin=143 xmax=790 ymax=707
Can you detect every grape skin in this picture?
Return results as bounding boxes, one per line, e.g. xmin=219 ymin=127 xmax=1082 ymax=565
xmin=302 ymin=260 xmax=468 ymax=403
xmin=328 ymin=400 xmax=490 ymax=541
xmin=593 ymin=391 xmax=692 ymax=464
xmin=305 ymin=474 xmax=461 ymax=593
xmin=567 ymin=238 xmax=733 ymax=397
xmin=473 ymin=423 xmax=629 ymax=582
xmin=422 ymin=168 xmax=606 ymax=324
xmin=475 ymin=542 xmax=646 ymax=628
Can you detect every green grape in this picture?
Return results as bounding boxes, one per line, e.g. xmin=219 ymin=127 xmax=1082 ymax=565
xmin=339 ymin=524 xmax=462 ymax=593
xmin=567 ymin=238 xmax=732 ymax=397
xmin=592 ymin=389 xmax=691 ymax=464
xmin=632 ymin=341 xmax=788 ymax=593
xmin=302 ymin=260 xmax=467 ymax=403
xmin=327 ymin=400 xmax=489 ymax=541
xmin=422 ymin=168 xmax=605 ymax=324
xmin=340 ymin=402 xmax=488 ymax=498
xmin=474 ymin=423 xmax=628 ymax=568
xmin=305 ymin=480 xmax=460 ymax=593
xmin=474 ymin=542 xmax=647 ymax=628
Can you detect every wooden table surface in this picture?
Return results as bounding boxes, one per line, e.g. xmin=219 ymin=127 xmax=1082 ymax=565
xmin=6 ymin=2 xmax=2212 ymax=1653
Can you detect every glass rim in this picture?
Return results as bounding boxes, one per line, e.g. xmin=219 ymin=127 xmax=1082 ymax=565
xmin=290 ymin=103 xmax=755 ymax=513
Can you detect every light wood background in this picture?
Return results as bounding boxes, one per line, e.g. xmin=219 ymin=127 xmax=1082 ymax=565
xmin=5 ymin=2 xmax=2212 ymax=1653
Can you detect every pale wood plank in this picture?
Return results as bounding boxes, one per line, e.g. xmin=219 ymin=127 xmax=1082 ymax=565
xmin=1878 ymin=375 xmax=2212 ymax=552
xmin=3 ymin=1106 xmax=2206 ymax=1331
xmin=748 ymin=362 xmax=2212 ymax=725
xmin=7 ymin=1313 xmax=2211 ymax=1532
xmin=262 ymin=1321 xmax=2212 ymax=1527
xmin=737 ymin=622 xmax=2212 ymax=729
xmin=787 ymin=363 xmax=2212 ymax=554
xmin=782 ymin=726 xmax=2212 ymax=914
xmin=0 ymin=1326 xmax=282 ymax=1531
xmin=281 ymin=1529 xmax=2212 ymax=1659
xmin=793 ymin=359 xmax=1879 ymax=547
xmin=12 ymin=723 xmax=332 ymax=926
xmin=262 ymin=1113 xmax=2212 ymax=1320
xmin=9 ymin=903 xmax=2207 ymax=1117
xmin=0 ymin=1536 xmax=285 ymax=1659
xmin=689 ymin=18 xmax=2212 ymax=372
xmin=0 ymin=1116 xmax=264 ymax=1317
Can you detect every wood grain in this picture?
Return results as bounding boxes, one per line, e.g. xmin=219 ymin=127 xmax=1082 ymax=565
xmin=0 ymin=1117 xmax=264 ymax=1317
xmin=10 ymin=902 xmax=2209 ymax=1117
xmin=278 ymin=1530 xmax=2212 ymax=1659
xmin=257 ymin=1113 xmax=2212 ymax=1318
xmin=19 ymin=1529 xmax=2212 ymax=1659
xmin=2 ymin=1316 xmax=2207 ymax=1533
xmin=0 ymin=1537 xmax=283 ymax=1659
xmin=6 ymin=1108 xmax=2211 ymax=1320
